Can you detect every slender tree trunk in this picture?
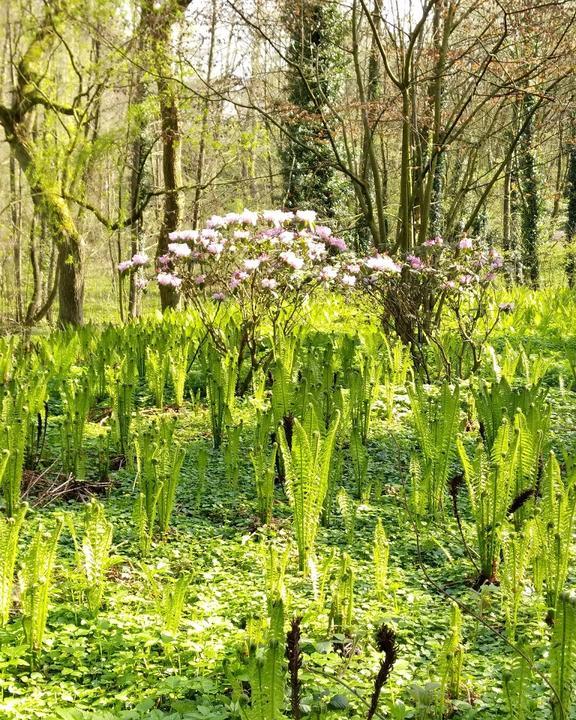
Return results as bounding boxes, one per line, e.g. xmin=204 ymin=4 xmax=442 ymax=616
xmin=192 ymin=0 xmax=218 ymax=228
xmin=148 ymin=0 xmax=189 ymax=311
xmin=518 ymin=93 xmax=540 ymax=288
xmin=565 ymin=120 xmax=576 ymax=287
xmin=9 ymin=149 xmax=23 ymax=322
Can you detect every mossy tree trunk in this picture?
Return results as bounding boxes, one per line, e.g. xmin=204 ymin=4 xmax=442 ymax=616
xmin=0 ymin=8 xmax=84 ymax=326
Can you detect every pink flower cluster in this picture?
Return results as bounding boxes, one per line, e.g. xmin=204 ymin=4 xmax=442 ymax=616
xmin=118 ymin=253 xmax=149 ymax=273
xmin=108 ymin=209 xmax=352 ymax=311
xmin=116 ymin=215 xmax=502 ymax=315
xmin=337 ymin=234 xmax=502 ymax=302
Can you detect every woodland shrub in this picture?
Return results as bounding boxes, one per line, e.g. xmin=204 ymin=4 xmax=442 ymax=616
xmin=119 ymin=210 xmax=502 ymax=379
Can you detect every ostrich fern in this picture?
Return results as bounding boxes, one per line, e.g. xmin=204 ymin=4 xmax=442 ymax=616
xmin=278 ymin=406 xmax=340 ymax=571
xmin=409 ymin=382 xmax=460 ymax=516
xmin=0 ymin=505 xmax=27 ymax=625
xmin=19 ymin=518 xmax=63 ymax=656
xmin=374 ymin=518 xmax=390 ymax=601
xmin=532 ymin=453 xmax=576 ymax=622
xmin=457 ymin=418 xmax=519 ymax=584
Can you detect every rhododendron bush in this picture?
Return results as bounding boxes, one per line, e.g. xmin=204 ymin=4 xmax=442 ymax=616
xmin=347 ymin=234 xmax=504 ymax=376
xmin=119 ymin=209 xmax=501 ymax=378
xmin=120 ymin=210 xmax=348 ymax=371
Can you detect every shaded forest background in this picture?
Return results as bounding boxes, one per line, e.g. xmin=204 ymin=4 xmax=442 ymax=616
xmin=1 ymin=0 xmax=575 ymax=326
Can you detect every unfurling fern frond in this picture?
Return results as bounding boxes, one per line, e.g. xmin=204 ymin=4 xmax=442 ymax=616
xmin=0 ymin=504 xmax=27 ymax=625
xmin=337 ymin=487 xmax=357 ymax=544
xmin=374 ymin=518 xmax=390 ymax=601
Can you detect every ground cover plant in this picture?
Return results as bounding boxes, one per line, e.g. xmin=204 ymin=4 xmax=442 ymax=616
xmin=1 ymin=276 xmax=576 ymax=720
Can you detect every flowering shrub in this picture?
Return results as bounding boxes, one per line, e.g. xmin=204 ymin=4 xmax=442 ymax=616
xmin=347 ymin=235 xmax=504 ymax=377
xmin=119 ymin=210 xmax=348 ymax=376
xmin=119 ymin=210 xmax=502 ymax=379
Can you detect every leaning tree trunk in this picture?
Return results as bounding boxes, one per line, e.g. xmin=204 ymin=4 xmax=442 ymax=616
xmin=0 ymin=7 xmax=85 ymax=326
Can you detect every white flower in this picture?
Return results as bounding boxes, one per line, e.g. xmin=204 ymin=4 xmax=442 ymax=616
xmin=206 ymin=215 xmax=226 ymax=228
xmin=239 ymin=209 xmax=259 ymax=225
xmin=341 ymin=274 xmax=357 ymax=286
xmin=321 ymin=266 xmax=338 ymax=280
xmin=262 ymin=210 xmax=294 ymax=226
xmin=244 ymin=258 xmax=261 ymax=271
xmin=157 ymin=272 xmax=182 ymax=288
xmin=296 ymin=210 xmax=317 ymax=224
xmin=261 ymin=278 xmax=278 ymax=289
xmin=207 ymin=242 xmax=224 ymax=255
xmin=168 ymin=242 xmax=192 ymax=258
xmin=280 ymin=251 xmax=305 ymax=270
xmin=365 ymin=255 xmax=401 ymax=273
xmin=306 ymin=240 xmax=327 ymax=260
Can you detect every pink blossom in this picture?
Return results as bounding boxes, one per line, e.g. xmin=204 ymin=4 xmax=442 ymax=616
xmin=212 ymin=292 xmax=226 ymax=301
xmin=459 ymin=274 xmax=474 ymax=285
xmin=365 ymin=255 xmax=401 ymax=273
xmin=280 ymin=251 xmax=305 ymax=270
xmin=315 ymin=225 xmax=332 ymax=239
xmin=261 ymin=278 xmax=278 ymax=289
xmin=326 ymin=236 xmax=347 ymax=251
xmin=341 ymin=274 xmax=357 ymax=287
xmin=157 ymin=272 xmax=182 ymax=288
xmin=229 ymin=277 xmax=241 ymax=289
xmin=489 ymin=249 xmax=503 ymax=269
xmin=234 ymin=230 xmax=250 ymax=240
xmin=424 ymin=236 xmax=443 ymax=247
xmin=157 ymin=253 xmax=171 ymax=266
xmin=168 ymin=242 xmax=192 ymax=258
xmin=131 ymin=252 xmax=149 ymax=267
xmin=201 ymin=229 xmax=218 ymax=240
xmin=458 ymin=237 xmax=473 ymax=250
xmin=194 ymin=275 xmax=206 ymax=285
xmin=135 ymin=277 xmax=149 ymax=290
xmin=118 ymin=260 xmax=133 ymax=273
xmin=346 ymin=263 xmax=360 ymax=274
xmin=407 ymin=254 xmax=423 ymax=270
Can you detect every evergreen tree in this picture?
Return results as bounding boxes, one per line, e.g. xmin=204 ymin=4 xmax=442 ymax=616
xmin=281 ymin=0 xmax=347 ymax=218
xmin=565 ymin=121 xmax=576 ymax=287
xmin=518 ymin=93 xmax=541 ymax=288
